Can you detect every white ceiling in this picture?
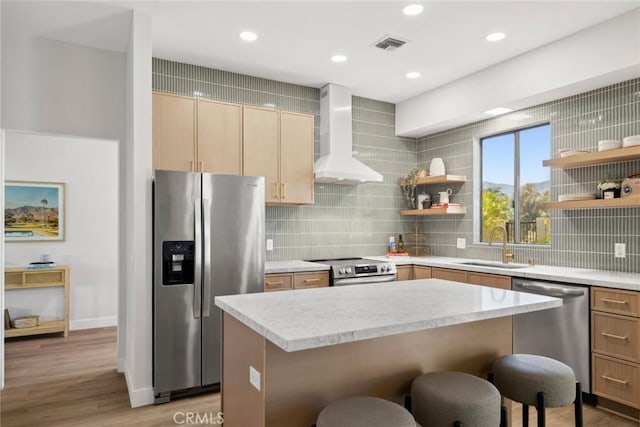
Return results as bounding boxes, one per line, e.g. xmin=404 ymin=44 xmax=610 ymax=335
xmin=145 ymin=1 xmax=639 ymax=103
xmin=3 ymin=1 xmax=638 ymax=105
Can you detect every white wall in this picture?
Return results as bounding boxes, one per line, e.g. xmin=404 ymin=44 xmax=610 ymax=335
xmin=1 ymin=34 xmax=126 ymax=141
xmin=0 ymin=1 xmax=4 ymax=391
xmin=4 ymin=131 xmax=118 ymax=329
xmin=396 ymin=8 xmax=640 ymax=137
xmin=122 ymin=9 xmax=153 ymax=408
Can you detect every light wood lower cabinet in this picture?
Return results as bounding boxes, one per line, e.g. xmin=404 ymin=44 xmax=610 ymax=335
xmin=396 ymin=265 xmax=413 ymax=281
xmin=432 ymin=267 xmax=468 ymax=283
xmin=432 ymin=267 xmax=511 ymax=290
xmin=467 ymin=272 xmax=511 ymax=290
xmin=264 ymin=274 xmax=293 ymax=292
xmin=412 ymin=266 xmax=432 ymax=279
xmin=265 ymin=271 xmax=329 ymax=292
xmin=592 ymin=286 xmax=640 ymax=410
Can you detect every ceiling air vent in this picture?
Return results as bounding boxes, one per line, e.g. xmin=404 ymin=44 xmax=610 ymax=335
xmin=373 ymin=36 xmax=408 ymax=51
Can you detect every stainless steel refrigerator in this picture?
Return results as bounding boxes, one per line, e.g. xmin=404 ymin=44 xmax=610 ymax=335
xmin=153 ymin=170 xmax=265 ymax=403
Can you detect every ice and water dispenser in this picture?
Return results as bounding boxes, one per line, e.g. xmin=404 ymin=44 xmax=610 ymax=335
xmin=162 ymin=241 xmax=195 ymax=285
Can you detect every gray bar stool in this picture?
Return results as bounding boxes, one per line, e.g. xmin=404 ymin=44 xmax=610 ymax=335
xmin=492 ymin=354 xmax=583 ymax=427
xmin=316 ymin=396 xmax=415 ymax=427
xmin=410 ymin=371 xmax=502 ymax=427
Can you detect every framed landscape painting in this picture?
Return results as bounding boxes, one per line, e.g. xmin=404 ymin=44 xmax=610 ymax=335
xmin=4 ymin=181 xmax=66 ymax=242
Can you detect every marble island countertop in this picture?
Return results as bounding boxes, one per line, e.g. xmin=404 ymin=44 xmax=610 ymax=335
xmin=266 ymin=256 xmax=640 ymax=292
xmin=215 ymin=279 xmax=561 ymax=352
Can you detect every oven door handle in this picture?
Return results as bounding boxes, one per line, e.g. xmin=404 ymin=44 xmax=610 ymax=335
xmin=334 ymin=275 xmax=397 ymax=286
xmin=515 ymin=282 xmax=585 ymax=298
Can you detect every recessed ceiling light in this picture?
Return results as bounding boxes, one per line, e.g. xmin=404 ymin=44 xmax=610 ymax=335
xmin=486 ymin=32 xmax=506 ymax=42
xmin=239 ymin=31 xmax=258 ymax=42
xmin=403 ymin=4 xmax=424 ymax=16
xmin=484 ymin=107 xmax=513 ymax=116
xmin=331 ymin=54 xmax=348 ymax=63
xmin=406 ymin=71 xmax=421 ymax=79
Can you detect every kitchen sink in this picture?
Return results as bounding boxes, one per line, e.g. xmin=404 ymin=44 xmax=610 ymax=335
xmin=457 ymin=261 xmax=529 ymax=269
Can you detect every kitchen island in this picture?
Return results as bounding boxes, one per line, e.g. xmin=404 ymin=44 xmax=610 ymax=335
xmin=215 ymin=279 xmax=561 ymax=427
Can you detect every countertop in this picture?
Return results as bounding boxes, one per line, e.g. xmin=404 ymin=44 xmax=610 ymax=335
xmin=265 ymin=260 xmax=329 ymax=274
xmin=266 ymin=256 xmax=640 ymax=292
xmin=215 ymin=279 xmax=561 ymax=352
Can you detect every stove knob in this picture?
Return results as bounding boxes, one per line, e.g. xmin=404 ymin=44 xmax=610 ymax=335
xmin=339 ymin=268 xmax=345 ymax=274
xmin=346 ymin=268 xmax=352 ymax=274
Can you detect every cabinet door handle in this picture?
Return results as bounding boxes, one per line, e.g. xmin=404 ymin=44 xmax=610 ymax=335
xmin=266 ymin=281 xmax=283 ymax=286
xmin=273 ymin=183 xmax=279 ymax=200
xmin=601 ymin=375 xmax=629 ymax=385
xmin=282 ymin=183 xmax=286 ymax=200
xmin=303 ymin=278 xmax=319 ymax=283
xmin=190 ymin=160 xmax=194 ymax=172
xmin=601 ymin=331 xmax=629 ymax=341
xmin=199 ymin=161 xmax=204 ymax=172
xmin=602 ymin=298 xmax=628 ymax=305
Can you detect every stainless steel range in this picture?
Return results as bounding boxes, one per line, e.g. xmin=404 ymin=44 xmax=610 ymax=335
xmin=306 ymin=258 xmax=397 ymax=286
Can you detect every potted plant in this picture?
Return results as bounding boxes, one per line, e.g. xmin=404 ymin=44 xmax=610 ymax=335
xmin=400 ymin=166 xmax=428 ymax=209
xmin=597 ymin=178 xmax=621 ymax=199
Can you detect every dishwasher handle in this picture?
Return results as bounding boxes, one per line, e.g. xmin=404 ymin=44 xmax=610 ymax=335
xmin=515 ymin=282 xmax=585 ymax=298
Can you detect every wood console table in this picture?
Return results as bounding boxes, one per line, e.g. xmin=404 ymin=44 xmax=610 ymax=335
xmin=4 ymin=266 xmax=70 ymax=338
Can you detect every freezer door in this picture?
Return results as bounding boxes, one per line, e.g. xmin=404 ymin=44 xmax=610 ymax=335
xmin=201 ymin=174 xmax=265 ymax=386
xmin=153 ymin=170 xmax=202 ymax=394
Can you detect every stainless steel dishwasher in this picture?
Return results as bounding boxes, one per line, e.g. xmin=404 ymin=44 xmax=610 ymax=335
xmin=512 ymin=278 xmax=590 ymax=393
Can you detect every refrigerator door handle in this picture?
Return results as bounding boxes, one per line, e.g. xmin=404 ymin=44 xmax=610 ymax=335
xmin=202 ymin=198 xmax=212 ymax=318
xmin=193 ymin=198 xmax=202 ymax=319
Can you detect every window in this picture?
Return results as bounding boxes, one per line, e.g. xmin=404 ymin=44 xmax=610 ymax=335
xmin=480 ymin=124 xmax=551 ymax=244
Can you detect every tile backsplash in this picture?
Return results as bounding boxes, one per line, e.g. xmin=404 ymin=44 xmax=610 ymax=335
xmin=417 ymin=79 xmax=640 ymax=272
xmin=153 ymin=58 xmax=639 ymax=272
xmin=153 ymin=58 xmax=416 ymax=261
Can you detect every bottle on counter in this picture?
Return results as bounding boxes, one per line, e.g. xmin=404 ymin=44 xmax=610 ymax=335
xmin=388 ymin=236 xmax=396 ymax=252
xmin=398 ymin=234 xmax=404 ymax=251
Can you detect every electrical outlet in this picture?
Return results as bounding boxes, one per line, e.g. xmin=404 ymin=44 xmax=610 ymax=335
xmin=456 ymin=238 xmax=466 ymax=249
xmin=615 ymin=243 xmax=626 ymax=259
xmin=266 ymin=239 xmax=273 ymax=251
xmin=249 ymin=366 xmax=261 ymax=391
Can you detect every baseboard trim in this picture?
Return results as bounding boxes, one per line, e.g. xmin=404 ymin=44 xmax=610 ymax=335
xmin=70 ymin=316 xmax=117 ymax=330
xmin=124 ymin=363 xmax=154 ymax=408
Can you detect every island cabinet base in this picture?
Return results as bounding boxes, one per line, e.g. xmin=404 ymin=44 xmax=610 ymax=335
xmin=222 ymin=313 xmax=512 ymax=427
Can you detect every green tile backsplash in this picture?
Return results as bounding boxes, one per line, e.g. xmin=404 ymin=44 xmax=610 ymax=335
xmin=153 ymin=58 xmax=416 ymax=261
xmin=154 ymin=58 xmax=638 ymax=272
xmin=417 ymin=79 xmax=640 ymax=273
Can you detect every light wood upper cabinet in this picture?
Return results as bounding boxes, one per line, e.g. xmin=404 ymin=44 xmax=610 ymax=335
xmin=280 ymin=111 xmax=314 ymax=204
xmin=153 ymin=92 xmax=243 ymax=174
xmin=243 ymin=106 xmax=280 ymax=202
xmin=197 ymin=99 xmax=242 ymax=174
xmin=243 ymin=106 xmax=314 ymax=205
xmin=152 ymin=92 xmax=196 ymax=172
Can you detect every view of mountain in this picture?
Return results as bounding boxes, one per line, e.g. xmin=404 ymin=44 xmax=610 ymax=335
xmin=483 ymin=180 xmax=550 ymax=195
xmin=5 ymin=206 xmax=59 ymax=221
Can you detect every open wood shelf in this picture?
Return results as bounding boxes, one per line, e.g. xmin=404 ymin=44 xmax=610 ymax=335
xmin=401 ymin=174 xmax=466 ymax=186
xmin=543 ymin=146 xmax=640 ymax=168
xmin=5 ymin=282 xmax=65 ymax=290
xmin=400 ymin=206 xmax=467 ymax=216
xmin=5 ymin=320 xmax=66 ymax=338
xmin=543 ymin=198 xmax=640 ymax=210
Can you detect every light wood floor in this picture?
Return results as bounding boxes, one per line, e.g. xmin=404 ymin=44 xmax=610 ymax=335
xmin=0 ymin=327 xmax=637 ymax=426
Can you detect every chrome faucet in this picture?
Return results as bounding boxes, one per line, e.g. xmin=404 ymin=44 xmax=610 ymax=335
xmin=489 ymin=225 xmax=514 ymax=264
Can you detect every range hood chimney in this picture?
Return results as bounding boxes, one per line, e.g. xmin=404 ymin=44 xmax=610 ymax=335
xmin=314 ymin=84 xmax=383 ymax=185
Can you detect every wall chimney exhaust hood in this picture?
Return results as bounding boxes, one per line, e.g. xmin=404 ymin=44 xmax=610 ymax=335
xmin=314 ymin=84 xmax=383 ymax=185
